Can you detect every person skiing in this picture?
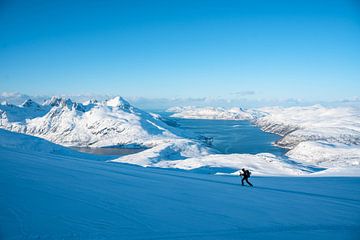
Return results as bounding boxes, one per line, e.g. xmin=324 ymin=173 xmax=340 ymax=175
xmin=240 ymin=168 xmax=253 ymax=187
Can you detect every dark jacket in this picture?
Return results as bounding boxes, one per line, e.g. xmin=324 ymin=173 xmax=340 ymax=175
xmin=241 ymin=169 xmax=251 ymax=178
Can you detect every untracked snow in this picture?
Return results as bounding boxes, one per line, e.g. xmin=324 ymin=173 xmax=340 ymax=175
xmin=168 ymin=106 xmax=254 ymax=120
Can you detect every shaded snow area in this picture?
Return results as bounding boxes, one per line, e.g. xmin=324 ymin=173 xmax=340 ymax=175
xmin=1 ymin=130 xmax=360 ymax=240
xmin=168 ymin=105 xmax=360 ymax=175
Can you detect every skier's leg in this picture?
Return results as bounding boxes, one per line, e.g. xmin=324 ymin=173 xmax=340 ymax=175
xmin=241 ymin=178 xmax=245 ymax=186
xmin=246 ymin=178 xmax=253 ymax=187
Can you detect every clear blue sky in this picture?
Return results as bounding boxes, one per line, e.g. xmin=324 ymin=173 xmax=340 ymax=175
xmin=0 ymin=0 xmax=359 ymax=101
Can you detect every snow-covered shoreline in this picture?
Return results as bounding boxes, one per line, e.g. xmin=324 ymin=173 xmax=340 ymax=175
xmin=168 ymin=106 xmax=255 ymax=120
xmin=166 ymin=105 xmax=360 ymax=175
xmin=254 ymin=105 xmax=360 ymax=168
xmin=0 ymin=97 xmax=214 ymax=161
xmin=1 ymin=97 xmax=360 ymax=176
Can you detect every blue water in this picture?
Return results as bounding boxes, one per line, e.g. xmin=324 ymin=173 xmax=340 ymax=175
xmin=163 ymin=115 xmax=286 ymax=156
xmin=74 ymin=112 xmax=286 ymax=157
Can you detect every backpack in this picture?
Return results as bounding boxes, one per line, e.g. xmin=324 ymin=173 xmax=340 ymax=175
xmin=246 ymin=170 xmax=251 ymax=178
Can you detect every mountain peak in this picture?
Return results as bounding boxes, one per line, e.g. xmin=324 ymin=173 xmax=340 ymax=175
xmin=43 ymin=96 xmax=73 ymax=108
xmin=43 ymin=96 xmax=64 ymax=107
xmin=21 ymin=99 xmax=41 ymax=108
xmin=105 ymin=96 xmax=131 ymax=109
xmin=42 ymin=96 xmax=86 ymax=111
xmin=83 ymin=99 xmax=98 ymax=105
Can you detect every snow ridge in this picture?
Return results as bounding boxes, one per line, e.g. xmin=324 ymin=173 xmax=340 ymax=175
xmin=168 ymin=106 xmax=254 ymax=120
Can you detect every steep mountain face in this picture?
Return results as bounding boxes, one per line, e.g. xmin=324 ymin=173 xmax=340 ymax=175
xmin=0 ymin=97 xmax=199 ymax=149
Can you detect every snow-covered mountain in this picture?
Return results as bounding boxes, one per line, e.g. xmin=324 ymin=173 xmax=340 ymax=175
xmin=255 ymin=105 xmax=360 ymax=168
xmin=168 ymin=106 xmax=254 ymax=120
xmin=0 ymin=96 xmax=212 ymax=161
xmin=255 ymin=105 xmax=360 ymax=146
xmin=167 ymin=105 xmax=360 ymax=170
xmin=1 ymin=96 xmax=174 ymax=147
xmin=2 ymin=97 xmax=360 ymax=175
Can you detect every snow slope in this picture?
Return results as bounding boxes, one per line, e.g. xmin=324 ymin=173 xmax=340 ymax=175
xmin=168 ymin=106 xmax=254 ymax=120
xmin=255 ymin=105 xmax=360 ymax=146
xmin=2 ymin=98 xmax=360 ymax=175
xmin=0 ymin=96 xmax=181 ymax=147
xmin=1 ymin=129 xmax=360 ymax=239
xmin=0 ymin=97 xmax=212 ymax=161
xmin=167 ymin=105 xmax=360 ymax=171
xmin=255 ymin=105 xmax=360 ymax=168
xmin=114 ymin=151 xmax=316 ymax=176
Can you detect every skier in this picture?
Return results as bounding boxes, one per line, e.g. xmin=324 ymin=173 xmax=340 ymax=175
xmin=240 ymin=168 xmax=253 ymax=187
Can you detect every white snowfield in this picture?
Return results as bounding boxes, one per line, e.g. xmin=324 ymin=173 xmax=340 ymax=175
xmin=168 ymin=106 xmax=254 ymax=120
xmin=168 ymin=105 xmax=360 ymax=173
xmin=1 ymin=97 xmax=360 ymax=176
xmin=116 ymin=146 xmax=313 ymax=176
xmin=1 ymin=129 xmax=360 ymax=239
xmin=0 ymin=96 xmax=181 ymax=147
xmin=255 ymin=105 xmax=360 ymax=168
xmin=153 ymin=153 xmax=309 ymax=176
xmin=0 ymin=96 xmax=212 ymax=161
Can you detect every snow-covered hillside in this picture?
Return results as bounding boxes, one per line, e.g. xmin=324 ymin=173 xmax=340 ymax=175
xmin=255 ymin=105 xmax=360 ymax=146
xmin=255 ymin=105 xmax=360 ymax=168
xmin=2 ymin=97 xmax=360 ymax=175
xmin=1 ymin=96 xmax=176 ymax=147
xmin=168 ymin=106 xmax=254 ymax=120
xmin=114 ymin=145 xmax=314 ymax=176
xmin=1 ymin=129 xmax=360 ymax=239
xmin=0 ymin=97 xmax=212 ymax=161
xmin=167 ymin=105 xmax=360 ymax=171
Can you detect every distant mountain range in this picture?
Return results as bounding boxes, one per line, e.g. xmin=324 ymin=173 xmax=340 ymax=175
xmin=1 ymin=96 xmax=359 ymax=175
